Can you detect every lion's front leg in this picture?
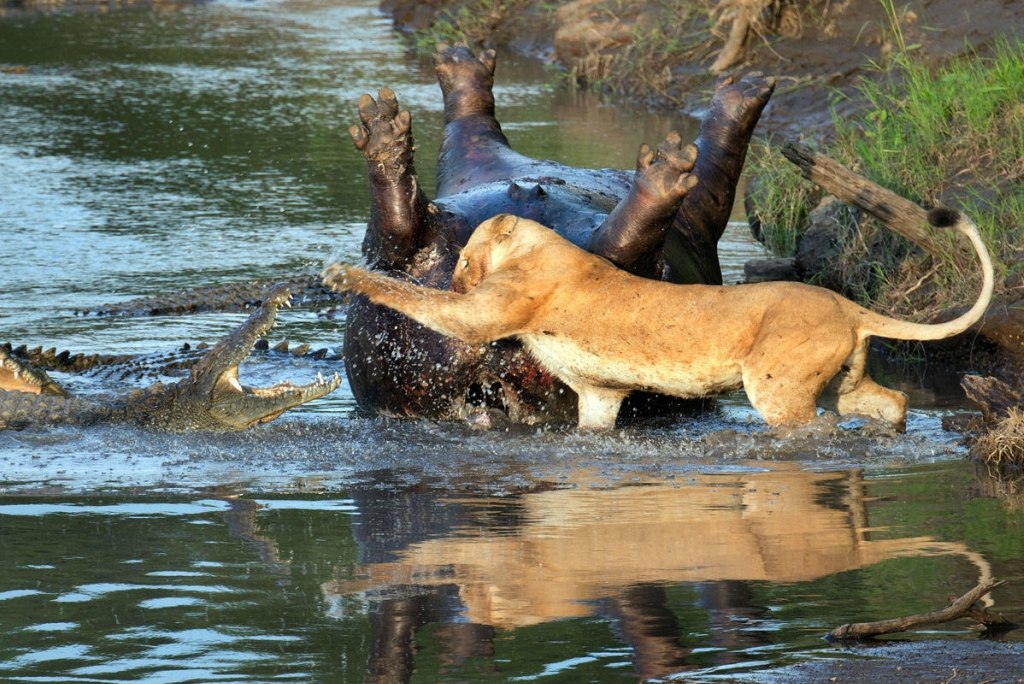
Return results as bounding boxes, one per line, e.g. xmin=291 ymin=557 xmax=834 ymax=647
xmin=574 ymin=384 xmax=629 ymax=429
xmin=323 ymin=264 xmax=519 ymax=346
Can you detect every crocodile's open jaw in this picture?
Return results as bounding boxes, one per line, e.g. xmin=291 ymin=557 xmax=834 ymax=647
xmin=210 ymin=365 xmax=341 ymax=428
xmin=194 ymin=284 xmax=341 ymax=429
xmin=0 ymin=348 xmax=67 ymax=397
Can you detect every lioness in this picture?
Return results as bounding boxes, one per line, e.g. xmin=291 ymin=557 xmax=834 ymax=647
xmin=323 ymin=211 xmax=993 ymax=430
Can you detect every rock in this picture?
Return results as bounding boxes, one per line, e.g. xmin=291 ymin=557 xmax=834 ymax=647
xmin=976 ymin=301 xmax=1024 ymax=361
xmin=794 ymin=195 xmax=858 ymax=287
xmin=743 ymin=257 xmax=799 ymax=283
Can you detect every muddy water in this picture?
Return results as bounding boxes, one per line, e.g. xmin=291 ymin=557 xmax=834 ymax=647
xmin=1 ymin=0 xmax=1023 ymax=681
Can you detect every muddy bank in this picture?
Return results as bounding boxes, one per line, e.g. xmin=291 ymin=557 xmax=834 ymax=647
xmin=380 ymin=0 xmax=1024 ymax=138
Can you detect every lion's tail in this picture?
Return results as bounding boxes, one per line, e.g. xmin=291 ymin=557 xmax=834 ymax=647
xmin=859 ymin=208 xmax=995 ymax=342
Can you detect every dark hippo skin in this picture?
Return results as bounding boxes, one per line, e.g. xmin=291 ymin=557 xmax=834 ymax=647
xmin=345 ymin=45 xmax=775 ymax=424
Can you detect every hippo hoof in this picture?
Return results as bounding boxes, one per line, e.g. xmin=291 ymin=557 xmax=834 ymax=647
xmin=712 ymin=72 xmax=777 ymax=129
xmin=433 ymin=43 xmax=496 ymax=99
xmin=349 ymin=88 xmax=413 ymax=165
xmin=635 ymin=133 xmax=700 ymax=202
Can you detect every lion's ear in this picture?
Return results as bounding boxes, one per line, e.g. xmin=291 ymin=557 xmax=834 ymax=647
xmin=491 ymin=214 xmax=520 ymax=242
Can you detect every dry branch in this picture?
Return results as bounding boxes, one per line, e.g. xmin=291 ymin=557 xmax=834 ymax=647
xmin=827 ymin=579 xmax=1012 ymax=641
xmin=781 ymin=141 xmax=974 ymax=266
xmin=709 ymin=0 xmax=799 ymax=74
xmin=709 ymin=7 xmax=751 ymax=74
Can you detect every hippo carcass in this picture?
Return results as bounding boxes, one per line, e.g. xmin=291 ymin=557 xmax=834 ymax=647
xmin=345 ymin=45 xmax=775 ymax=424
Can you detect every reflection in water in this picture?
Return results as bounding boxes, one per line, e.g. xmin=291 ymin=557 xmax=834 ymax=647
xmin=0 ymin=463 xmax=1019 ymax=681
xmin=325 ymin=468 xmax=989 ymax=680
xmin=974 ymin=464 xmax=1024 ymax=512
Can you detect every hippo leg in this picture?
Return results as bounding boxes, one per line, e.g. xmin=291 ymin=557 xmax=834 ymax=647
xmin=665 ymin=73 xmax=776 ymax=284
xmin=352 ymin=88 xmax=439 ymax=270
xmin=433 ymin=44 xmax=535 ymax=197
xmin=589 ymin=134 xmax=699 ymax=277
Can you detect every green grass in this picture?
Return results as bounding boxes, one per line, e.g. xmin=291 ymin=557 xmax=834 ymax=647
xmin=844 ymin=38 xmax=1024 ymax=204
xmin=584 ymin=0 xmax=709 ymax=102
xmin=749 ymin=37 xmax=1024 ymax=316
xmin=411 ymin=0 xmax=544 ymax=51
xmin=744 ymin=140 xmax=821 ymax=258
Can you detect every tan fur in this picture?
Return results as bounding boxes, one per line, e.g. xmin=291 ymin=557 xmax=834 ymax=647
xmin=324 ymin=213 xmax=994 ymax=430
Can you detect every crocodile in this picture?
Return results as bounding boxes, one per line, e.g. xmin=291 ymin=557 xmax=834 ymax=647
xmin=3 ymin=339 xmax=343 ymax=384
xmin=85 ymin=45 xmax=774 ymax=424
xmin=0 ymin=286 xmax=341 ymax=431
xmin=77 ymin=273 xmax=341 ymax=317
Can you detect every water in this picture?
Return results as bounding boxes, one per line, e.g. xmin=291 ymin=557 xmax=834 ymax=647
xmin=1 ymin=0 xmax=1023 ymax=681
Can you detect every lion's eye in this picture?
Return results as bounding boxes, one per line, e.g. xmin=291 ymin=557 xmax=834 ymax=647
xmin=460 ymin=258 xmax=470 ymax=270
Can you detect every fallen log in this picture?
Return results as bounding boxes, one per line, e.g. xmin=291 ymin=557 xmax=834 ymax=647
xmin=781 ymin=141 xmax=974 ymax=266
xmin=962 ymin=375 xmax=1024 ymax=426
xmin=827 ymin=579 xmax=1013 ymax=641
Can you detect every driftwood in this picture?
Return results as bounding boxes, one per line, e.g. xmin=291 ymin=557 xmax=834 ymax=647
xmin=781 ymin=141 xmax=974 ymax=266
xmin=827 ymin=579 xmax=1013 ymax=641
xmin=962 ymin=375 xmax=1024 ymax=426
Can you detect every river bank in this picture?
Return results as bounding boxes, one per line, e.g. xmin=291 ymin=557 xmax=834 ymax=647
xmin=381 ymin=0 xmax=1024 ymax=137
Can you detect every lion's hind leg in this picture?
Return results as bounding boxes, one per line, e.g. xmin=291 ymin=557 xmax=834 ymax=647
xmin=818 ymin=341 xmax=908 ymax=430
xmin=742 ymin=376 xmax=820 ymax=427
xmin=740 ymin=341 xmax=846 ymax=427
xmin=832 ymin=377 xmax=908 ymax=430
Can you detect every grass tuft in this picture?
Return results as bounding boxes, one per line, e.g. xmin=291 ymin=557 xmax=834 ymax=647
xmin=973 ymin=408 xmax=1024 ymax=468
xmin=411 ymin=0 xmax=541 ymax=51
xmin=744 ymin=140 xmax=821 ymax=257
